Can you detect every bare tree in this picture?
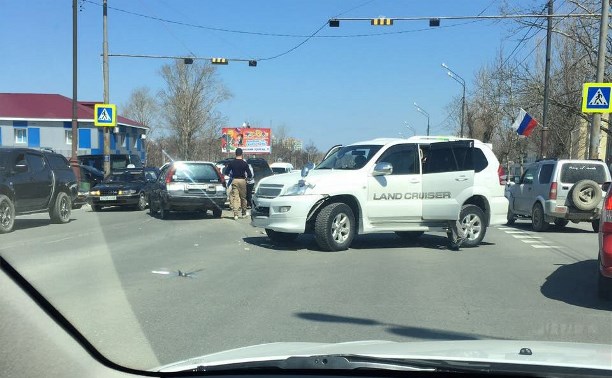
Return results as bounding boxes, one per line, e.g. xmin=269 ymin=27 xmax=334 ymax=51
xmin=158 ymin=60 xmax=231 ymax=160
xmin=122 ymin=87 xmax=161 ymax=165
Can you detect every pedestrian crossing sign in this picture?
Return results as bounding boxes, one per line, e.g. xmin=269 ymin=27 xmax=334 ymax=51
xmin=94 ymin=104 xmax=117 ymax=126
xmin=582 ymin=83 xmax=612 ymax=113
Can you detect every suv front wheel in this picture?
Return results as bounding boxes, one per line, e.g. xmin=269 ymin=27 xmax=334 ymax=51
xmin=314 ymin=202 xmax=355 ymax=251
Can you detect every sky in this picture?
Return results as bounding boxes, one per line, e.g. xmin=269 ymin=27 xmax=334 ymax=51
xmin=1 ymin=0 xmax=552 ymax=152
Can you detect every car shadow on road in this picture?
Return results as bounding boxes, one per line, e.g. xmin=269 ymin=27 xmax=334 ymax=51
xmin=540 ymin=259 xmax=612 ymax=311
xmin=508 ymin=221 xmax=595 ymax=234
xmin=243 ymin=233 xmax=494 ymax=253
xmin=12 ymin=218 xmax=77 ymax=232
xmin=295 ymin=312 xmax=505 ymax=340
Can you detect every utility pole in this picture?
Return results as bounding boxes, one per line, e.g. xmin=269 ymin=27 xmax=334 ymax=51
xmin=70 ymin=0 xmax=80 ymax=180
xmin=589 ymin=0 xmax=609 ymax=159
xmin=103 ymin=0 xmax=111 ymax=175
xmin=541 ymin=0 xmax=553 ymax=159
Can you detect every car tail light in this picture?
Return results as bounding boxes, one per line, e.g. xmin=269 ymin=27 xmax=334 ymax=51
xmin=602 ymin=194 xmax=612 ymax=266
xmin=549 ymin=182 xmax=557 ymax=200
xmin=497 ymin=165 xmax=505 ymax=185
xmin=165 ymin=166 xmax=176 ymax=184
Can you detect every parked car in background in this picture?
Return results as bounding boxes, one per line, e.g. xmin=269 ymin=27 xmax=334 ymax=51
xmin=88 ymin=168 xmax=156 ymax=211
xmin=149 ymin=161 xmax=227 ymax=219
xmin=270 ymin=162 xmax=294 ymax=174
xmin=78 ymin=153 xmax=143 ymax=172
xmin=0 ymin=147 xmax=77 ymax=233
xmin=506 ymin=159 xmax=610 ymax=232
xmin=74 ymin=165 xmax=104 ymax=209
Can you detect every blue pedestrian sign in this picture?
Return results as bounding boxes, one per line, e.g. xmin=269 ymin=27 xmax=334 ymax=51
xmin=94 ymin=104 xmax=117 ymax=126
xmin=582 ymin=83 xmax=612 ymax=113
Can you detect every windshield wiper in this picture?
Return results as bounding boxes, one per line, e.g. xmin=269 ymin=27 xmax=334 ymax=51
xmin=179 ymin=355 xmax=491 ymax=373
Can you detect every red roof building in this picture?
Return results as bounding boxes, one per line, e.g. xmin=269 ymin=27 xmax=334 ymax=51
xmin=0 ymin=93 xmax=147 ymax=159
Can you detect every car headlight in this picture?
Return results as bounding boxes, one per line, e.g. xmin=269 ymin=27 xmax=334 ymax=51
xmin=89 ymin=190 xmax=100 ymax=196
xmin=118 ymin=189 xmax=137 ymax=195
xmin=283 ymin=180 xmax=315 ymax=196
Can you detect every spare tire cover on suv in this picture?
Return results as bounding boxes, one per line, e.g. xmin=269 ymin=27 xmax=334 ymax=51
xmin=570 ymin=179 xmax=602 ymax=211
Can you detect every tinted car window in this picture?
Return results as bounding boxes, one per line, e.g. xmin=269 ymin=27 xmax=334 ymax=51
xmin=474 ymin=148 xmax=488 ymax=173
xmin=26 ymin=153 xmax=46 ymax=173
xmin=539 ymin=164 xmax=554 ymax=184
xmin=376 ymin=144 xmax=419 ymax=175
xmin=173 ymin=163 xmax=219 ymax=183
xmin=423 ymin=145 xmax=456 ymax=173
xmin=560 ymin=163 xmax=607 ymax=184
xmin=47 ymin=154 xmax=70 ymax=170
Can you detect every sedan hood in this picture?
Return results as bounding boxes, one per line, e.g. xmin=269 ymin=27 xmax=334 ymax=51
xmin=156 ymin=340 xmax=612 ymax=372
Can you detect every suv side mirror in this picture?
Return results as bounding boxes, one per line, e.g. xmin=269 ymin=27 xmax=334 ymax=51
xmin=373 ymin=162 xmax=393 ymax=176
xmin=301 ymin=162 xmax=315 ymax=178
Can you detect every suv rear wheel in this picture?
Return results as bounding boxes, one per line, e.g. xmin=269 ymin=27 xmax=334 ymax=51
xmin=532 ymin=203 xmax=549 ymax=232
xmin=50 ymin=192 xmax=71 ymax=224
xmin=314 ymin=202 xmax=355 ymax=251
xmin=0 ymin=195 xmax=15 ymax=233
xmin=458 ymin=205 xmax=486 ymax=248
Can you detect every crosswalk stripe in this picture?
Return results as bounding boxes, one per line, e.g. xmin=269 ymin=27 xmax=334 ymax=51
xmin=522 ymin=240 xmax=541 ymax=244
xmin=532 ymin=245 xmax=563 ymax=249
xmin=512 ymin=235 xmax=543 ymax=239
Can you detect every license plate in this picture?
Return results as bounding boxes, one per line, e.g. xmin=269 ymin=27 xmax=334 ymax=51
xmin=186 ymin=184 xmax=206 ymax=190
xmin=100 ymin=195 xmax=116 ymax=201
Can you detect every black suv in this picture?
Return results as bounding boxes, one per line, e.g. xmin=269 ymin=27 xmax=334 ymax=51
xmin=0 ymin=148 xmax=77 ymax=233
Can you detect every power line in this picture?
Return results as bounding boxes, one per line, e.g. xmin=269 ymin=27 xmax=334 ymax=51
xmin=500 ymin=2 xmax=549 ymax=69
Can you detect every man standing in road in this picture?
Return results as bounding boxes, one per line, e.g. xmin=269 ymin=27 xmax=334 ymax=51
xmin=223 ymin=148 xmax=252 ymax=220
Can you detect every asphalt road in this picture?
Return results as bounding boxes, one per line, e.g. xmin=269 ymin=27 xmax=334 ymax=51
xmin=2 ymin=205 xmax=611 ymax=370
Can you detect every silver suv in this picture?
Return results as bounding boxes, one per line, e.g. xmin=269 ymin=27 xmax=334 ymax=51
xmin=506 ymin=159 xmax=610 ymax=232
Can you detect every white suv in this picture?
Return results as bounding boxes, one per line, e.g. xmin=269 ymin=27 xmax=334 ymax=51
xmin=251 ymin=136 xmax=508 ymax=251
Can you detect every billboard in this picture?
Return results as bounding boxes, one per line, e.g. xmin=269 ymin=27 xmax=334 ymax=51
xmin=221 ymin=127 xmax=271 ymax=154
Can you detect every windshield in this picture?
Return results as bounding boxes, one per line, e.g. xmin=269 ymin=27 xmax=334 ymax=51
xmin=2 ymin=1 xmax=612 ymax=376
xmin=316 ymin=145 xmax=382 ymax=170
xmin=104 ymin=172 xmax=145 ymax=183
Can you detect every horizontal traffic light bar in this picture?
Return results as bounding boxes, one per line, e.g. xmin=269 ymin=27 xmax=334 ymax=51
xmin=106 ymin=54 xmax=257 ymax=67
xmin=328 ymin=12 xmax=600 ymax=28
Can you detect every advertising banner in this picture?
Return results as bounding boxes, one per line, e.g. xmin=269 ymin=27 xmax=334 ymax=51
xmin=221 ymin=127 xmax=271 ymax=154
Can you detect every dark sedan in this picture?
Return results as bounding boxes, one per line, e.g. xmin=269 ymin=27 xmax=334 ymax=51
xmin=88 ymin=169 xmax=156 ymax=211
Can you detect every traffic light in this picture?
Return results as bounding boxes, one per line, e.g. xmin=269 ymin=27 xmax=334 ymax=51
xmin=248 ymin=60 xmax=257 ymax=67
xmin=183 ymin=58 xmax=194 ymax=64
xmin=329 ymin=19 xmax=340 ymax=27
xmin=211 ymin=58 xmax=228 ymax=65
xmin=371 ymin=18 xmax=393 ymax=26
xmin=429 ymin=18 xmax=440 ymax=27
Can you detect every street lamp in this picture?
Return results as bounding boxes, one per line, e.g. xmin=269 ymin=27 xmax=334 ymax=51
xmin=441 ymin=63 xmax=466 ymax=138
xmin=404 ymin=121 xmax=416 ymax=136
xmin=413 ymin=103 xmax=430 ymax=136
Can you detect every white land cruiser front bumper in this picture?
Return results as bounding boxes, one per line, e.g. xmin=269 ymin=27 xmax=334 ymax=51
xmin=250 ymin=194 xmax=325 ymax=233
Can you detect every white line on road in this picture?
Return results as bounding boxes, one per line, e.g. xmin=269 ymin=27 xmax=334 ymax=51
xmin=505 ymin=231 xmax=532 ymax=234
xmin=521 ymin=240 xmax=542 ymax=244
xmin=512 ymin=235 xmax=543 ymax=239
xmin=45 ymin=236 xmax=75 ymax=244
xmin=532 ymin=245 xmax=563 ymax=249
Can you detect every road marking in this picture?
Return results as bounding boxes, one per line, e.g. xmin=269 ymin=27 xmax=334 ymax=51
xmin=505 ymin=231 xmax=529 ymax=234
xmin=521 ymin=240 xmax=542 ymax=244
xmin=532 ymin=245 xmax=563 ymax=249
xmin=512 ymin=235 xmax=543 ymax=239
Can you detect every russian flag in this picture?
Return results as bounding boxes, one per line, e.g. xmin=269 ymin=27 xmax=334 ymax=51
xmin=512 ymin=108 xmax=538 ymax=136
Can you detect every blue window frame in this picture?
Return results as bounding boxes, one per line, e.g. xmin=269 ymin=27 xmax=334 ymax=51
xmin=28 ymin=128 xmax=40 ymax=147
xmin=78 ymin=129 xmax=91 ymax=149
